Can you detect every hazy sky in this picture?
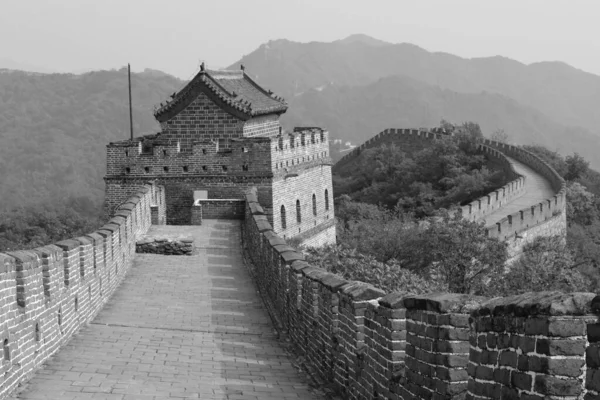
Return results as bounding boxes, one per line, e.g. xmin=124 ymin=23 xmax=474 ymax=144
xmin=1 ymin=0 xmax=598 ymax=79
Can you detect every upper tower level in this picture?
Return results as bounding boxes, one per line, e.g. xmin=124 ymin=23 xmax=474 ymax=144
xmin=153 ymin=64 xmax=288 ymax=151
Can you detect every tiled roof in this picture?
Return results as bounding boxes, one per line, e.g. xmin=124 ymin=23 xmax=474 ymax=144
xmin=153 ymin=66 xmax=287 ymax=122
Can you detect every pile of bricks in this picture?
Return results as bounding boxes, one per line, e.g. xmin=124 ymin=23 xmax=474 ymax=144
xmin=136 ymin=237 xmax=193 ymax=255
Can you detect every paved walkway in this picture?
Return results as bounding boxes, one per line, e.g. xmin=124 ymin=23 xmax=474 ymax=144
xmin=10 ymin=221 xmax=320 ymax=400
xmin=482 ymin=156 xmax=555 ymax=227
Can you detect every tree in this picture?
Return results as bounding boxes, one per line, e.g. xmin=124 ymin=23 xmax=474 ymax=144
xmin=336 ymin=201 xmax=508 ymax=294
xmin=496 ymin=236 xmax=590 ymax=296
xmin=566 ymin=182 xmax=599 ymax=226
xmin=460 ymin=121 xmax=483 ymax=139
xmin=522 ymin=145 xmax=568 ymax=177
xmin=490 ymin=128 xmax=509 ymax=143
xmin=419 ymin=210 xmax=508 ymax=294
xmin=439 ymin=119 xmax=456 ymax=132
xmin=303 ymin=245 xmax=444 ymax=295
xmin=565 ymin=153 xmax=589 ymax=181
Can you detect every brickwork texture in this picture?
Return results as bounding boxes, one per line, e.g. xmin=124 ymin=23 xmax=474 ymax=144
xmin=333 ymin=128 xmax=567 ymax=251
xmin=0 ymin=182 xmax=166 ymax=398
xmin=243 ymin=188 xmax=600 ymax=400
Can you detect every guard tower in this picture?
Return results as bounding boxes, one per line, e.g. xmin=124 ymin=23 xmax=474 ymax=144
xmin=104 ymin=64 xmax=336 ymax=247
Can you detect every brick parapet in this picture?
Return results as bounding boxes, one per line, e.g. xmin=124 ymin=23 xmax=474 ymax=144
xmin=481 ymin=139 xmax=567 ymax=241
xmin=469 ymin=292 xmax=600 ymax=400
xmin=0 ymin=182 xmax=165 ymax=399
xmin=333 ymin=128 xmax=566 ymax=247
xmin=460 ymin=144 xmax=526 ymax=226
xmin=192 ymin=199 xmax=245 ymax=220
xmin=242 ymin=188 xmax=598 ymax=400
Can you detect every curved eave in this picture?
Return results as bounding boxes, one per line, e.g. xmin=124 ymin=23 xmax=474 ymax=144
xmin=154 ymin=71 xmax=288 ymax=123
xmin=154 ymin=82 xmax=251 ymax=122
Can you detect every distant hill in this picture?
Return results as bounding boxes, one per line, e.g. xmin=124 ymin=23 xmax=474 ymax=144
xmin=4 ymin=34 xmax=600 ymax=213
xmin=281 ymin=75 xmax=600 ymax=168
xmin=0 ymin=68 xmax=181 ymax=213
xmin=230 ymin=35 xmax=600 ymax=157
xmin=335 ymin=34 xmax=392 ymax=47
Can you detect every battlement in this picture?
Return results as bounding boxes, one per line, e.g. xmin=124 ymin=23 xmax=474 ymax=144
xmin=271 ymin=128 xmax=332 ymax=175
xmin=479 ymin=139 xmax=566 ymax=240
xmin=107 ymin=134 xmax=274 ymax=177
xmin=460 ymin=144 xmax=526 ymax=225
xmin=333 ymin=128 xmax=567 ymax=248
xmin=243 ymin=189 xmax=600 ymax=400
xmin=334 ymin=128 xmax=444 ymax=170
xmin=0 ymin=182 xmax=166 ymax=398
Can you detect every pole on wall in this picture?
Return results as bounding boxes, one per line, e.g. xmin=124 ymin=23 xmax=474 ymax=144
xmin=128 ymin=63 xmax=134 ymax=140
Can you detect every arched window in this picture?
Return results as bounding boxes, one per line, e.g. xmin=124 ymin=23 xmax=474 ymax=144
xmin=312 ymin=194 xmax=317 ymax=216
xmin=296 ymin=200 xmax=301 ymax=223
xmin=281 ymin=205 xmax=287 ymax=229
xmin=3 ymin=339 xmax=9 ymax=361
xmin=325 ymin=189 xmax=330 ymax=211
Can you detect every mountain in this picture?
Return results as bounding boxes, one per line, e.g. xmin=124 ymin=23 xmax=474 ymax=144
xmin=229 ymin=35 xmax=600 ymax=137
xmin=0 ymin=68 xmax=182 ymax=212
xmin=281 ymin=75 xmax=600 ymax=168
xmin=3 ymin=34 xmax=600 ymax=213
xmin=335 ymin=34 xmax=392 ymax=47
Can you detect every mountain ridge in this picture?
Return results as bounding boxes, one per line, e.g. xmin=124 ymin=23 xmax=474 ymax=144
xmin=229 ymin=35 xmax=600 ymax=135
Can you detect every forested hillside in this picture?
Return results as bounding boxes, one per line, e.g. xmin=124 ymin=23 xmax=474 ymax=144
xmin=0 ymin=68 xmax=182 ymax=214
xmin=283 ymin=75 xmax=600 ymax=167
xmin=230 ymin=35 xmax=600 ymax=168
xmin=231 ymin=35 xmax=600 ymax=134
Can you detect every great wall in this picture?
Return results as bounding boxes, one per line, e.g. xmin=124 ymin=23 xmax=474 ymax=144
xmin=0 ymin=64 xmax=598 ymax=399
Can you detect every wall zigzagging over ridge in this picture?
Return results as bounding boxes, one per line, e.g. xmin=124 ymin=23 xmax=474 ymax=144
xmin=333 ymin=128 xmax=566 ymax=242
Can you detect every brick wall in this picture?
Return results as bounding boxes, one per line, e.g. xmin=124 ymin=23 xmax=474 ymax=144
xmin=270 ymin=129 xmax=336 ymax=247
xmin=106 ymin=127 xmax=335 ymax=230
xmin=588 ymin=321 xmax=600 ymax=398
xmin=333 ymin=128 xmax=567 ymax=252
xmin=272 ymin=165 xmax=336 ymax=247
xmin=192 ymin=199 xmax=245 ymax=220
xmin=481 ymin=139 xmax=567 ymax=241
xmin=242 ymin=190 xmax=600 ymax=400
xmin=0 ymin=182 xmax=165 ymax=398
xmin=470 ymin=293 xmax=599 ymax=399
xmin=159 ymin=92 xmax=245 ymax=152
xmin=243 ymin=114 xmax=281 ymax=137
xmin=460 ymin=145 xmax=526 ymax=224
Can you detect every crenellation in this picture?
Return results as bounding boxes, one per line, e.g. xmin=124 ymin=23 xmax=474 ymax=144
xmin=243 ymin=189 xmax=596 ymax=400
xmin=105 ymin=66 xmax=336 ymax=246
xmin=0 ymin=182 xmax=165 ymax=398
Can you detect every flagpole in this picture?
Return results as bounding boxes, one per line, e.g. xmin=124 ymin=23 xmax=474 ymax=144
xmin=128 ymin=63 xmax=133 ymax=140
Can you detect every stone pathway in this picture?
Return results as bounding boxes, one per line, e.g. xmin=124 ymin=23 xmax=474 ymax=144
xmin=483 ymin=156 xmax=556 ymax=227
xmin=9 ymin=221 xmax=321 ymax=400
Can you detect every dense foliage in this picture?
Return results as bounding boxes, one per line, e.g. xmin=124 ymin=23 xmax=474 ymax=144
xmin=0 ymin=205 xmax=103 ymax=252
xmin=333 ymin=126 xmax=505 ymax=215
xmin=308 ymin=199 xmax=508 ymax=295
xmin=0 ymin=69 xmax=181 ymax=213
xmin=302 ymin=123 xmax=599 ymax=297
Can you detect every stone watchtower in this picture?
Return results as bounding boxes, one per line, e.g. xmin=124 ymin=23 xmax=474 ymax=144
xmin=104 ymin=64 xmax=336 ymax=247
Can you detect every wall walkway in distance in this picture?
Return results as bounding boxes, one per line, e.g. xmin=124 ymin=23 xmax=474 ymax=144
xmin=333 ymin=128 xmax=567 ymax=247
